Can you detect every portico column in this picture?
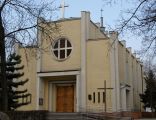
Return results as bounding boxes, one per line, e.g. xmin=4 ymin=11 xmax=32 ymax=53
xmin=48 ymin=83 xmax=53 ymax=111
xmin=76 ymin=74 xmax=80 ymax=112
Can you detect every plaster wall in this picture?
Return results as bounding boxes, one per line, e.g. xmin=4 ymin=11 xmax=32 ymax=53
xmin=86 ymin=39 xmax=112 ymax=112
xmin=40 ymin=19 xmax=81 ymax=72
xmin=17 ymin=48 xmax=37 ymax=110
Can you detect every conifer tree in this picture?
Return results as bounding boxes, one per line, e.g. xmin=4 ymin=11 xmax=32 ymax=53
xmin=140 ymin=70 xmax=156 ymax=112
xmin=6 ymin=53 xmax=31 ymax=110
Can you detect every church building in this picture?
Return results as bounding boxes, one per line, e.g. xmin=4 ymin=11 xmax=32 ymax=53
xmin=16 ymin=11 xmax=144 ymax=112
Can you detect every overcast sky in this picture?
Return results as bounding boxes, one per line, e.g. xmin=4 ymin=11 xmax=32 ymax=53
xmin=52 ymin=0 xmax=142 ymax=53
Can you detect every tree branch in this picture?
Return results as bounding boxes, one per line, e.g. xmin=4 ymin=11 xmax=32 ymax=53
xmin=5 ymin=24 xmax=37 ymax=37
xmin=0 ymin=0 xmax=11 ymax=12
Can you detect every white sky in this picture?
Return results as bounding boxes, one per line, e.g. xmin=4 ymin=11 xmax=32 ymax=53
xmin=52 ymin=0 xmax=142 ymax=52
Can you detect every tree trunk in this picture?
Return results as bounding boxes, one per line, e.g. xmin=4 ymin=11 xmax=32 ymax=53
xmin=0 ymin=13 xmax=8 ymax=111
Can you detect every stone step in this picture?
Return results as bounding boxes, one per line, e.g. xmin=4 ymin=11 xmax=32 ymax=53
xmin=46 ymin=112 xmax=79 ymax=116
xmin=45 ymin=112 xmax=132 ymax=120
xmin=46 ymin=112 xmax=79 ymax=118
xmin=45 ymin=112 xmax=96 ymax=120
xmin=45 ymin=117 xmax=95 ymax=119
xmin=81 ymin=113 xmax=132 ymax=120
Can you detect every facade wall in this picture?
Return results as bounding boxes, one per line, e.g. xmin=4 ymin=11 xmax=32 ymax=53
xmin=40 ymin=19 xmax=81 ymax=72
xmin=117 ymin=40 xmax=144 ymax=111
xmin=17 ymin=48 xmax=37 ymax=110
xmin=89 ymin=22 xmax=106 ymax=39
xmin=86 ymin=39 xmax=112 ymax=112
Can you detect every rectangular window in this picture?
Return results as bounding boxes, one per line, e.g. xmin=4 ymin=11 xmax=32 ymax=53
xmin=93 ymin=92 xmax=95 ymax=103
xmin=88 ymin=94 xmax=92 ymax=101
xmin=98 ymin=92 xmax=100 ymax=103
xmin=103 ymin=92 xmax=105 ymax=103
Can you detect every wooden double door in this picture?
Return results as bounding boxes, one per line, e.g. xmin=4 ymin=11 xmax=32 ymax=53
xmin=56 ymin=85 xmax=74 ymax=112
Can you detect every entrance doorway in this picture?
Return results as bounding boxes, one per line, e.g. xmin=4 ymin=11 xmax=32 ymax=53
xmin=56 ymin=85 xmax=74 ymax=112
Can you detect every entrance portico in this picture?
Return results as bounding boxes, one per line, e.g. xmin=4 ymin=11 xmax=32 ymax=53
xmin=36 ymin=71 xmax=81 ymax=112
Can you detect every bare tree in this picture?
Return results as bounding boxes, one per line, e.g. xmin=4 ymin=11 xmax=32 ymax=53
xmin=103 ymin=0 xmax=156 ymax=56
xmin=0 ymin=0 xmax=59 ymax=111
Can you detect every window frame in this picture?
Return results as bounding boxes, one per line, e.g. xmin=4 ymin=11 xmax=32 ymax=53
xmin=52 ymin=37 xmax=72 ymax=61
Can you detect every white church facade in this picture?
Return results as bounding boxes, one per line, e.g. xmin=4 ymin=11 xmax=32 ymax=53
xmin=16 ymin=11 xmax=144 ymax=112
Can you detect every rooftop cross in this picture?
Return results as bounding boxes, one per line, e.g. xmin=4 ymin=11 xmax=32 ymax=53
xmin=59 ymin=0 xmax=69 ymax=19
xmin=100 ymin=9 xmax=104 ymax=27
xmin=101 ymin=9 xmax=103 ymax=17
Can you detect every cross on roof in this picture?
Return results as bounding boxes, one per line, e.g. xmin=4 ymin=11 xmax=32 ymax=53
xmin=59 ymin=0 xmax=69 ymax=19
xmin=101 ymin=9 xmax=103 ymax=17
xmin=100 ymin=9 xmax=104 ymax=27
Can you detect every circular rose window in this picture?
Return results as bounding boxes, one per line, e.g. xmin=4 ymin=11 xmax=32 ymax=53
xmin=52 ymin=38 xmax=72 ymax=60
